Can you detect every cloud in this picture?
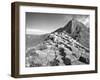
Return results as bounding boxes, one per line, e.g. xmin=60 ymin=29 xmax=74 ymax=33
xmin=75 ymin=16 xmax=89 ymax=28
xmin=26 ymin=28 xmax=49 ymax=35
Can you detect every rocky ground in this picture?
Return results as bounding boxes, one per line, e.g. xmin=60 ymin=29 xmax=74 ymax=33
xmin=26 ymin=31 xmax=89 ymax=67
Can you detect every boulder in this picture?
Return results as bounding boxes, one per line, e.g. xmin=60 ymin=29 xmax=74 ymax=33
xmin=61 ymin=57 xmax=71 ymax=65
xmin=79 ymin=55 xmax=89 ymax=64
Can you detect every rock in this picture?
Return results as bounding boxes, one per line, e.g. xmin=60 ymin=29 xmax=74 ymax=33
xmin=64 ymin=44 xmax=72 ymax=51
xmin=61 ymin=57 xmax=71 ymax=65
xmin=71 ymin=46 xmax=81 ymax=58
xmin=79 ymin=56 xmax=89 ymax=64
xmin=59 ymin=47 xmax=66 ymax=57
xmin=49 ymin=59 xmax=60 ymax=66
xmin=66 ymin=55 xmax=77 ymax=62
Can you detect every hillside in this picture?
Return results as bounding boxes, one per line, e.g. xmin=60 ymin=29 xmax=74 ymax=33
xmin=26 ymin=34 xmax=49 ymax=50
xmin=26 ymin=19 xmax=90 ymax=67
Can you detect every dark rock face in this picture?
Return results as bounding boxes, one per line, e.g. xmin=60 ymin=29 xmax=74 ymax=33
xmin=26 ymin=19 xmax=90 ymax=67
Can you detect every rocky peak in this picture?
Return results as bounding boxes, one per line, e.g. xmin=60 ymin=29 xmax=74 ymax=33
xmin=26 ymin=19 xmax=90 ymax=67
xmin=54 ymin=19 xmax=89 ymax=48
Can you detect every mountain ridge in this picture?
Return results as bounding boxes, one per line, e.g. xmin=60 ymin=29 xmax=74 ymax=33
xmin=26 ymin=19 xmax=90 ymax=67
xmin=53 ymin=19 xmax=89 ymax=48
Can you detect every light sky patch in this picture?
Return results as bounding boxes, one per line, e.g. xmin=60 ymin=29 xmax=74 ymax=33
xmin=26 ymin=12 xmax=89 ymax=34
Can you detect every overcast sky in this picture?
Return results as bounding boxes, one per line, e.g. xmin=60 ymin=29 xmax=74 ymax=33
xmin=26 ymin=12 xmax=89 ymax=34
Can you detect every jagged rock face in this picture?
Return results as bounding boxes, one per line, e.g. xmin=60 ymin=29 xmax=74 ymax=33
xmin=26 ymin=30 xmax=89 ymax=67
xmin=54 ymin=19 xmax=90 ymax=48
